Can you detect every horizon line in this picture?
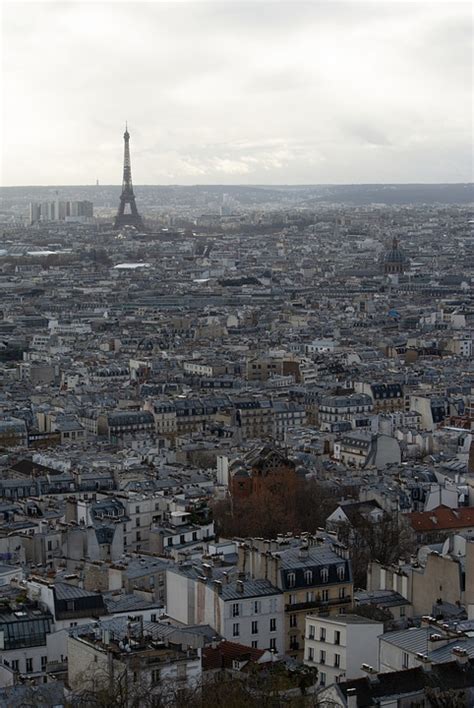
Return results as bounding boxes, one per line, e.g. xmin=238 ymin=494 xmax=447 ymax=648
xmin=1 ymin=181 xmax=473 ymax=189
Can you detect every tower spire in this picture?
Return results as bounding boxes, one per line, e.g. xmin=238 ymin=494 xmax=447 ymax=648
xmin=114 ymin=124 xmax=144 ymax=231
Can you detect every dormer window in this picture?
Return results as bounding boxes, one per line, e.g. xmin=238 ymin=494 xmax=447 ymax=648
xmin=287 ymin=572 xmax=296 ymax=588
xmin=304 ymin=570 xmax=313 ymax=585
xmin=337 ymin=566 xmax=345 ymax=581
xmin=321 ymin=568 xmax=329 ymax=583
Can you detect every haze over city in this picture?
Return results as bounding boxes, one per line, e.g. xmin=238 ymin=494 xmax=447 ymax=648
xmin=2 ymin=0 xmax=472 ymax=186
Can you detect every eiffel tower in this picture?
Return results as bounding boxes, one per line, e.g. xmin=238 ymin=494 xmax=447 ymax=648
xmin=114 ymin=123 xmax=144 ymax=230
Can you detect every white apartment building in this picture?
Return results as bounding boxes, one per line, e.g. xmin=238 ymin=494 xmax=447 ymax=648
xmin=304 ymin=614 xmax=383 ymax=688
xmin=166 ymin=568 xmax=285 ymax=654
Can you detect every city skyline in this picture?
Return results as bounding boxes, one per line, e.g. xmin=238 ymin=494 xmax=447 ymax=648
xmin=2 ymin=1 xmax=472 ymax=187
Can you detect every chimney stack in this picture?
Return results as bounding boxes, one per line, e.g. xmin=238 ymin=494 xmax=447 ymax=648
xmin=298 ymin=545 xmax=309 ymax=560
xmin=452 ymin=646 xmax=469 ymax=667
xmin=361 ymin=664 xmax=378 ymax=684
xmin=202 ymin=563 xmax=212 ymax=579
xmin=416 ymin=653 xmax=432 ymax=672
xmin=236 ymin=580 xmax=244 ymax=593
xmin=346 ymin=688 xmax=357 ymax=708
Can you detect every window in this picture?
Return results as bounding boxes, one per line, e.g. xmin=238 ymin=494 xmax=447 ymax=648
xmin=151 ymin=669 xmax=160 ymax=684
xmin=287 ymin=572 xmax=296 ymax=588
xmin=320 ymin=672 xmax=326 ymax=686
xmin=270 ymin=637 xmax=277 ymax=651
xmin=254 ymin=600 xmax=261 ymax=614
xmin=11 ymin=660 xmax=18 ymax=672
xmin=337 ymin=566 xmax=345 ymax=580
xmin=180 ymin=534 xmax=185 ymax=544
xmin=232 ymin=603 xmax=240 ymax=617
xmin=321 ymin=568 xmax=329 ymax=583
xmin=319 ymin=650 xmax=326 ymax=665
xmin=251 ymin=621 xmax=258 ymax=635
xmin=288 ymin=594 xmax=296 ymax=606
xmin=192 ymin=531 xmax=197 ymax=541
xmin=322 ymin=590 xmax=329 ymax=602
xmin=167 ymin=537 xmax=173 ymax=546
xmin=402 ymin=652 xmax=409 ymax=669
xmin=335 ymin=630 xmax=341 ymax=645
xmin=270 ymin=618 xmax=276 ymax=632
xmin=251 ymin=640 xmax=258 ymax=648
xmin=41 ymin=656 xmax=47 ymax=670
xmin=290 ymin=614 xmax=297 ymax=628
xmin=136 ymin=531 xmax=141 ymax=542
xmin=136 ymin=517 xmax=140 ymax=527
xmin=233 ymin=623 xmax=240 ymax=637
xmin=304 ymin=569 xmax=313 ymax=584
xmin=270 ymin=598 xmax=277 ymax=613
xmin=151 ymin=614 xmax=157 ymax=622
xmin=306 ymin=591 xmax=315 ymax=603
xmin=334 ymin=653 xmax=340 ymax=668
xmin=308 ymin=647 xmax=314 ymax=661
xmin=400 ymin=606 xmax=406 ymax=618
xmin=339 ymin=587 xmax=346 ymax=599
xmin=309 ymin=625 xmax=315 ymax=640
xmin=26 ymin=658 xmax=33 ymax=673
xmin=320 ymin=627 xmax=326 ymax=642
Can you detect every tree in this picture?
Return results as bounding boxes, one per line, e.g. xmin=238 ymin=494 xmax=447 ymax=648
xmin=424 ymin=687 xmax=468 ymax=707
xmin=336 ymin=512 xmax=415 ymax=588
xmin=211 ymin=477 xmax=339 ymax=539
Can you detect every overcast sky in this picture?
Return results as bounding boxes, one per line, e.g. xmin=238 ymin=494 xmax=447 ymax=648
xmin=2 ymin=0 xmax=472 ymax=186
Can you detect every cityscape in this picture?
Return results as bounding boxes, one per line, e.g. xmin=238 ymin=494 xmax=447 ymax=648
xmin=1 ymin=1 xmax=474 ymax=707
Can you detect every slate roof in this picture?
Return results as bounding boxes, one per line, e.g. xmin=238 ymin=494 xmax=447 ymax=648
xmin=358 ymin=589 xmax=410 ymax=608
xmin=335 ymin=659 xmax=474 ymax=707
xmin=54 ymin=582 xmax=102 ymax=601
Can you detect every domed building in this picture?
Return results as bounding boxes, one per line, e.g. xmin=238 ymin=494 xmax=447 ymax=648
xmin=383 ymin=237 xmax=408 ymax=275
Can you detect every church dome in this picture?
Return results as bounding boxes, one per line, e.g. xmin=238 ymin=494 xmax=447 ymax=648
xmin=383 ymin=237 xmax=407 ymax=274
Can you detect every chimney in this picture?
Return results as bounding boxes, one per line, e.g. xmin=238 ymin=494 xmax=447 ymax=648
xmin=361 ymin=664 xmax=378 ymax=684
xmin=213 ymin=580 xmax=222 ymax=595
xmin=202 ymin=563 xmax=212 ymax=579
xmin=236 ymin=580 xmax=244 ymax=593
xmin=420 ymin=616 xmax=434 ymax=628
xmin=452 ymin=646 xmax=469 ymax=667
xmin=416 ymin=653 xmax=432 ymax=672
xmin=346 ymin=687 xmax=357 ymax=708
xmin=298 ymin=545 xmax=309 ymax=560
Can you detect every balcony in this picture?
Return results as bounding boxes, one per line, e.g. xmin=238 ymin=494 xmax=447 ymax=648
xmin=285 ymin=595 xmax=352 ymax=613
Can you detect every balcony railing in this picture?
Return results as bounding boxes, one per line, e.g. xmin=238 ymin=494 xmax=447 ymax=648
xmin=285 ymin=595 xmax=352 ymax=612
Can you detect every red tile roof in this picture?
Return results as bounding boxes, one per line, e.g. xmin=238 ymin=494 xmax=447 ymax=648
xmin=202 ymin=640 xmax=266 ymax=671
xmin=408 ymin=505 xmax=474 ymax=532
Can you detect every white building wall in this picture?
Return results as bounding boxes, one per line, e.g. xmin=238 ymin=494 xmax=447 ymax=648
xmin=304 ymin=615 xmax=383 ymax=685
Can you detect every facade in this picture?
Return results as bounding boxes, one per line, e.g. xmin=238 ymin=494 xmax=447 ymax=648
xmin=166 ymin=567 xmax=284 ymax=653
xmin=304 ymin=614 xmax=383 ymax=687
xmin=67 ymin=620 xmax=201 ymax=699
xmin=238 ymin=539 xmax=353 ymax=659
xmin=230 ymin=445 xmax=297 ymax=500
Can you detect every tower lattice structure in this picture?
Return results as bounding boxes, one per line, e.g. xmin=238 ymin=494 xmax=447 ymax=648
xmin=114 ymin=124 xmax=144 ymax=230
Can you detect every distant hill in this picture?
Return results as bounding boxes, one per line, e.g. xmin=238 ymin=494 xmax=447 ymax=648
xmin=1 ymin=183 xmax=473 ymax=208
